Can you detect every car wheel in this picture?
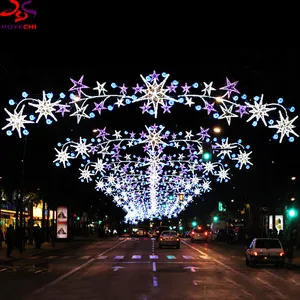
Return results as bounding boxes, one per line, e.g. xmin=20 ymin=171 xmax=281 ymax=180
xmin=191 ymin=239 xmax=194 ymax=243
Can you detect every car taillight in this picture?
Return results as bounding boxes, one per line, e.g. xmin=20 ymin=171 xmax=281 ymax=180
xmin=156 ymin=231 xmax=159 ymax=233
xmin=176 ymin=238 xmax=179 ymax=241
xmin=250 ymin=251 xmax=258 ymax=256
xmin=191 ymin=231 xmax=195 ymax=235
xmin=204 ymin=232 xmax=208 ymax=236
xmin=280 ymin=251 xmax=285 ymax=256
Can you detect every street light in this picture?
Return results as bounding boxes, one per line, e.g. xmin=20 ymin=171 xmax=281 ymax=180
xmin=291 ymin=176 xmax=296 ymax=181
xmin=213 ymin=126 xmax=221 ymax=134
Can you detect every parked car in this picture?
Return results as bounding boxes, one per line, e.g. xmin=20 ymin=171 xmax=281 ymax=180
xmin=245 ymin=238 xmax=285 ymax=267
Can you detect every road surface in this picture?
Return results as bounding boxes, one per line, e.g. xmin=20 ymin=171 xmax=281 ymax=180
xmin=1 ymin=237 xmax=300 ymax=299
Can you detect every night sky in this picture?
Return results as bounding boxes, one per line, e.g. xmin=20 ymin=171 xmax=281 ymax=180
xmin=0 ymin=43 xmax=299 ymax=221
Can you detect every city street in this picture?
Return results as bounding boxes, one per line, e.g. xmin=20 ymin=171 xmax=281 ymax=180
xmin=1 ymin=238 xmax=300 ymax=299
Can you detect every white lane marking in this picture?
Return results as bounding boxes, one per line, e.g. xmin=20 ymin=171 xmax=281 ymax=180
xmin=291 ymin=279 xmax=300 ymax=287
xmin=152 ymin=262 xmax=156 ymax=272
xmin=61 ymin=256 xmax=72 ymax=259
xmin=29 ymin=238 xmax=128 ymax=295
xmin=193 ymin=280 xmax=203 ymax=285
xmin=256 ymin=277 xmax=288 ymax=299
xmin=183 ymin=255 xmax=195 ymax=260
xmin=263 ymin=269 xmax=286 ymax=281
xmin=182 ymin=239 xmax=288 ymax=297
xmin=184 ymin=266 xmax=199 ymax=272
xmin=112 ymin=266 xmax=124 ymax=272
xmin=97 ymin=255 xmax=107 ymax=260
xmin=224 ymin=277 xmax=252 ymax=297
xmin=78 ymin=255 xmax=91 ymax=260
xmin=153 ymin=276 xmax=158 ymax=287
xmin=200 ymin=255 xmax=209 ymax=259
xmin=114 ymin=256 xmax=124 ymax=260
xmin=132 ymin=255 xmax=141 ymax=259
xmin=46 ymin=256 xmax=57 ymax=259
xmin=150 ymin=255 xmax=159 ymax=259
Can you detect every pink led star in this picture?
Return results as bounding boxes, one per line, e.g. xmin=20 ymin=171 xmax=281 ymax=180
xmin=93 ymin=102 xmax=107 ymax=115
xmin=219 ymin=77 xmax=240 ymax=98
xmin=56 ymin=104 xmax=70 ymax=117
xmin=69 ymin=76 xmax=89 ymax=97
xmin=203 ymin=100 xmax=217 ymax=115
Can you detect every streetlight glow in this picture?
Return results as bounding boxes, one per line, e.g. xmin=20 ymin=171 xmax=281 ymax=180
xmin=291 ymin=176 xmax=296 ymax=180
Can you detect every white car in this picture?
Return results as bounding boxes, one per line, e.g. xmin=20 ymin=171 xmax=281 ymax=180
xmin=245 ymin=238 xmax=285 ymax=267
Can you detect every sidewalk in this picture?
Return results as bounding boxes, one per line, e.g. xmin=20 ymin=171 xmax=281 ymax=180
xmin=0 ymin=235 xmax=102 ymax=263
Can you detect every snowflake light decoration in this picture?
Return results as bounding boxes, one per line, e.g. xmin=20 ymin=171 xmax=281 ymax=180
xmin=54 ymin=125 xmax=252 ymax=221
xmin=2 ymin=72 xmax=298 ymax=143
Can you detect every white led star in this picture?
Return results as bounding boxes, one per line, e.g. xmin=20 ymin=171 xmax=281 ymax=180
xmin=70 ymin=102 xmax=90 ymax=123
xmin=53 ymin=146 xmax=72 ymax=168
xmin=71 ymin=137 xmax=92 ymax=157
xmin=268 ymin=110 xmax=299 ymax=143
xmin=233 ymin=150 xmax=253 ymax=169
xmin=217 ymin=167 xmax=230 ymax=183
xmin=28 ymin=92 xmax=61 ymax=123
xmin=93 ymin=81 xmax=107 ymax=96
xmin=2 ymin=105 xmax=34 ymax=138
xmin=218 ymin=104 xmax=238 ymax=126
xmin=201 ymin=82 xmax=216 ymax=96
xmin=246 ymin=95 xmax=276 ymax=126
xmin=79 ymin=167 xmax=92 ymax=182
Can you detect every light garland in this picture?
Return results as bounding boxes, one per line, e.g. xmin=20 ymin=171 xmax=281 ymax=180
xmin=2 ymin=71 xmax=298 ymax=143
xmin=54 ymin=124 xmax=252 ymax=221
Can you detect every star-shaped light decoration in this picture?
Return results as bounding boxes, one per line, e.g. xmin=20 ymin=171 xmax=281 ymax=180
xmin=218 ymin=104 xmax=239 ymax=126
xmin=28 ymin=92 xmax=61 ymax=123
xmin=69 ymin=76 xmax=89 ymax=98
xmin=70 ymin=102 xmax=90 ymax=123
xmin=219 ymin=77 xmax=240 ymax=98
xmin=268 ymin=110 xmax=299 ymax=143
xmin=2 ymin=105 xmax=34 ymax=138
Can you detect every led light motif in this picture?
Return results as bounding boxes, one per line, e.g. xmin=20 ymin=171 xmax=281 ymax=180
xmin=54 ymin=125 xmax=252 ymax=222
xmin=2 ymin=72 xmax=298 ymax=143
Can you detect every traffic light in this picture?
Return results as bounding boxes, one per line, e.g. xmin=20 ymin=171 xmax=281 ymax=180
xmin=76 ymin=216 xmax=80 ymax=221
xmin=162 ymin=203 xmax=166 ymax=208
xmin=213 ymin=216 xmax=218 ymax=222
xmin=179 ymin=193 xmax=184 ymax=201
xmin=202 ymin=142 xmax=212 ymax=161
xmin=287 ymin=208 xmax=298 ymax=218
xmin=179 ymin=226 xmax=183 ymax=230
xmin=192 ymin=221 xmax=197 ymax=227
xmin=168 ymin=195 xmax=174 ymax=201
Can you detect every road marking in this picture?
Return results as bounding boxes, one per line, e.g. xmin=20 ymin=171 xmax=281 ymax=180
xmin=224 ymin=277 xmax=252 ymax=297
xmin=97 ymin=255 xmax=107 ymax=260
xmin=112 ymin=266 xmax=124 ymax=272
xmin=193 ymin=280 xmax=203 ymax=285
xmin=166 ymin=255 xmax=176 ymax=260
xmin=150 ymin=255 xmax=159 ymax=259
xmin=132 ymin=255 xmax=141 ymax=259
xmin=34 ymin=270 xmax=43 ymax=274
xmin=152 ymin=262 xmax=156 ymax=272
xmin=78 ymin=255 xmax=91 ymax=260
xmin=263 ymin=269 xmax=285 ymax=281
xmin=62 ymin=256 xmax=72 ymax=259
xmin=46 ymin=256 xmax=57 ymax=259
xmin=184 ymin=266 xmax=199 ymax=272
xmin=183 ymin=255 xmax=195 ymax=260
xmin=29 ymin=238 xmax=128 ymax=295
xmin=256 ymin=277 xmax=287 ymax=299
xmin=153 ymin=276 xmax=158 ymax=287
xmin=291 ymin=279 xmax=300 ymax=287
xmin=29 ymin=256 xmax=40 ymax=259
xmin=0 ymin=268 xmax=7 ymax=272
xmin=200 ymin=255 xmax=209 ymax=259
xmin=114 ymin=256 xmax=124 ymax=260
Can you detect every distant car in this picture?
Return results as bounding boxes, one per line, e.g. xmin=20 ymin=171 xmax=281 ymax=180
xmin=245 ymin=238 xmax=285 ymax=267
xmin=154 ymin=226 xmax=170 ymax=240
xmin=190 ymin=226 xmax=211 ymax=243
xmin=158 ymin=230 xmax=180 ymax=249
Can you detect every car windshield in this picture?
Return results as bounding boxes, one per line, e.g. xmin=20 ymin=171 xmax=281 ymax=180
xmin=161 ymin=231 xmax=177 ymax=236
xmin=255 ymin=239 xmax=281 ymax=249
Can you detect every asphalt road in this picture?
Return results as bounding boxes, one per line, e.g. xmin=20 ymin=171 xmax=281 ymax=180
xmin=1 ymin=237 xmax=300 ymax=299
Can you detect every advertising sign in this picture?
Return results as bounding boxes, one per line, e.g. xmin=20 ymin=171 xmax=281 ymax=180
xmin=268 ymin=215 xmax=273 ymax=230
xmin=275 ymin=215 xmax=283 ymax=232
xmin=57 ymin=206 xmax=68 ymax=239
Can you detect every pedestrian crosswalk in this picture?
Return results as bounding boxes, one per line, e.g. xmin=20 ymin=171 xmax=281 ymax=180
xmin=26 ymin=254 xmax=209 ymax=261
